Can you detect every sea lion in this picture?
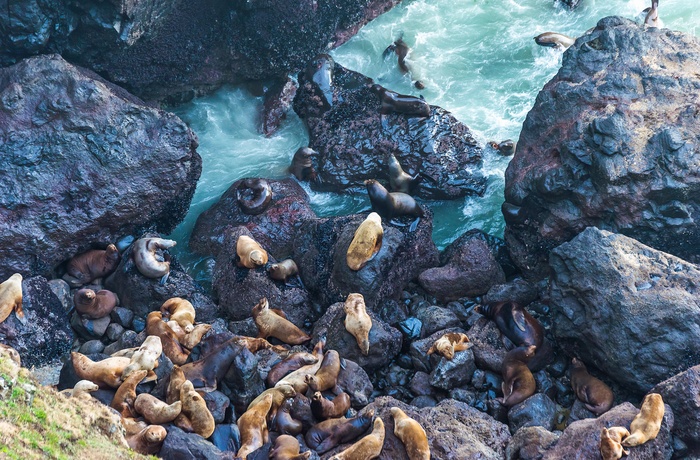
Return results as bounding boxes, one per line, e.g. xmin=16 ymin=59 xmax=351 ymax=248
xmin=0 ymin=344 xmax=20 ymax=366
xmin=306 ymin=350 xmax=341 ymax=393
xmin=304 ymin=54 xmax=334 ymax=108
xmin=60 ymin=380 xmax=99 ymax=399
xmin=372 ymin=84 xmax=430 ymax=117
xmin=267 ymin=352 xmax=319 ymax=387
xmin=327 ymin=416 xmax=385 ymax=460
xmin=383 ymin=37 xmax=411 ymax=73
xmin=534 ymin=32 xmax=575 ymax=50
xmin=252 ymin=298 xmax=311 ymax=345
xmin=269 ymin=434 xmax=311 ymax=460
xmin=427 ymin=332 xmax=472 ymax=360
xmin=290 ymin=147 xmax=318 ymax=182
xmin=160 ymin=297 xmax=196 ymax=333
xmin=247 ymin=384 xmax=296 ymax=424
xmin=0 ymin=273 xmax=24 ymax=324
xmin=274 ymin=398 xmax=303 ymax=436
xmin=73 ymin=288 xmax=118 ymax=319
xmin=487 ymin=139 xmax=515 ymax=156
xmin=111 ymin=369 xmax=148 ymax=417
xmin=387 ymin=153 xmax=419 ymax=194
xmin=126 ymin=425 xmax=167 ymax=455
xmin=145 ymin=311 xmax=190 ymax=365
xmin=570 ymin=358 xmax=614 ymax=415
xmin=344 ymin=293 xmax=372 ymax=356
xmin=501 ymin=346 xmax=537 ymax=407
xmin=475 ymin=301 xmax=544 ymax=350
xmin=71 ymin=352 xmax=131 ymax=389
xmin=237 ymin=178 xmax=273 ymax=215
xmin=268 ymin=259 xmax=299 ymax=283
xmin=276 ymin=338 xmax=325 ymax=393
xmin=237 ymin=235 xmax=269 ymax=269
xmin=182 ymin=324 xmax=212 ymax=350
xmin=64 ymin=244 xmax=120 ymax=286
xmin=122 ymin=335 xmax=162 ymax=378
xmin=346 ymin=214 xmax=383 ymax=272
xmin=167 ymin=366 xmax=186 ymax=404
xmin=180 ymin=337 xmax=242 ymax=391
xmin=366 ymin=179 xmax=424 ymax=220
xmin=180 ymin=380 xmax=216 ymax=438
xmin=645 ymin=0 xmax=659 ymax=27
xmin=600 ymin=427 xmax=631 ymax=460
xmin=311 ymin=391 xmax=351 ymax=420
xmin=309 ymin=410 xmax=375 ymax=454
xmin=232 ymin=336 xmax=288 ymax=355
xmin=134 ymin=393 xmax=182 ymax=424
xmin=390 ymin=407 xmax=429 ymax=460
xmin=133 ymin=237 xmax=176 ymax=285
xmin=237 ymin=392 xmax=273 ymax=459
xmin=621 ymin=393 xmax=665 ymax=447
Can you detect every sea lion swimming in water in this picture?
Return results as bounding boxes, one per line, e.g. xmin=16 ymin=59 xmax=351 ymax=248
xmin=534 ymin=32 xmax=575 ymax=50
xmin=236 ymin=178 xmax=273 ymax=215
xmin=644 ymin=0 xmax=660 ymax=28
xmin=488 ymin=139 xmax=515 ymax=156
xmin=383 ymin=36 xmax=426 ymax=89
xmin=290 ymin=147 xmax=319 ymax=182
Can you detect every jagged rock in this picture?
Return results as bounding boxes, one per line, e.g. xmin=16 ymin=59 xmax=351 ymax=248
xmin=201 ymin=390 xmax=231 ymax=424
xmin=549 ymin=228 xmax=700 ymax=393
xmin=506 ymin=426 xmax=560 ymax=460
xmin=190 ymin=178 xmax=316 ymax=259
xmin=652 ymin=365 xmax=700 ymax=449
xmin=336 ymin=359 xmax=373 ymax=407
xmin=293 ymin=212 xmax=438 ymax=312
xmin=79 ymin=340 xmax=105 ymax=355
xmin=414 ymin=305 xmax=461 ymax=338
xmin=430 ymin=349 xmax=476 ymax=391
xmin=0 ymin=55 xmax=200 ymax=279
xmin=468 ymin=318 xmax=508 ymax=374
xmin=505 ymin=17 xmax=700 ymax=278
xmin=48 ymin=279 xmax=71 ymax=313
xmin=159 ymin=425 xmax=235 ymax=459
xmin=508 ymin=394 xmax=558 ymax=432
xmin=558 ymin=0 xmax=581 ymax=9
xmin=260 ymin=77 xmax=298 ymax=137
xmin=292 ymin=61 xmax=486 ymax=199
xmin=222 ymin=346 xmax=264 ymax=413
xmin=70 ymin=313 xmax=111 ymax=340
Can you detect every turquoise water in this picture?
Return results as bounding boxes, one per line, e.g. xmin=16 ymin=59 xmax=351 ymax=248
xmin=170 ymin=0 xmax=699 ymax=274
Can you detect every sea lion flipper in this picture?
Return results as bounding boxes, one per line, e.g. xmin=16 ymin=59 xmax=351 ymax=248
xmin=512 ymin=308 xmax=527 ymax=332
xmin=382 ymin=44 xmax=396 ymax=59
xmin=622 ymin=448 xmax=630 ymax=455
xmin=14 ymin=303 xmax=26 ymax=324
xmin=159 ymin=273 xmax=169 ymax=286
xmin=339 ymin=357 xmax=347 ymax=370
xmin=409 ymin=217 xmax=420 ymax=232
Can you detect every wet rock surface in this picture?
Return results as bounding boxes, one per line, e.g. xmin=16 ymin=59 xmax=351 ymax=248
xmin=505 ymin=17 xmax=700 ymax=278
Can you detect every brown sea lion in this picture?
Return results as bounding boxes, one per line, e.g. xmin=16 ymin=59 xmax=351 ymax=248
xmin=0 ymin=273 xmax=24 ymax=324
xmin=306 ymin=350 xmax=341 ymax=393
xmin=372 ymin=84 xmax=430 ymax=117
xmin=64 ymin=244 xmax=120 ymax=287
xmin=71 ymin=352 xmax=131 ymax=389
xmin=645 ymin=0 xmax=659 ymax=27
xmin=269 ymin=434 xmax=311 ymax=460
xmin=134 ymin=393 xmax=182 ymax=424
xmin=247 ymin=384 xmax=296 ymax=424
xmin=346 ymin=214 xmax=383 ymax=271
xmin=570 ymin=358 xmax=614 ymax=415
xmin=267 ymin=352 xmax=319 ymax=387
xmin=290 ymin=147 xmax=318 ymax=182
xmin=383 ymin=37 xmax=411 ymax=73
xmin=487 ymin=139 xmax=515 ymax=156
xmin=180 ymin=380 xmax=216 ymax=438
xmin=146 ymin=311 xmax=190 ymax=365
xmin=180 ymin=337 xmax=242 ymax=391
xmin=182 ymin=324 xmax=212 ymax=350
xmin=387 ymin=153 xmax=419 ymax=194
xmin=122 ymin=335 xmax=162 ymax=378
xmin=236 ymin=178 xmax=273 ymax=215
xmin=622 ymin=393 xmax=665 ymax=447
xmin=390 ymin=407 xmax=429 ymax=460
xmin=126 ymin=425 xmax=167 ymax=455
xmin=311 ymin=391 xmax=351 ymax=420
xmin=274 ymin=398 xmax=303 ymax=436
xmin=501 ymin=346 xmax=537 ymax=407
xmin=167 ymin=366 xmax=186 ymax=404
xmin=365 ymin=179 xmax=424 ymax=220
xmin=237 ymin=235 xmax=269 ymax=269
xmin=534 ymin=32 xmax=575 ymax=50
xmin=600 ymin=427 xmax=631 ymax=460
xmin=344 ymin=293 xmax=372 ymax=356
xmin=237 ymin=393 xmax=273 ymax=459
xmin=160 ymin=297 xmax=196 ymax=333
xmin=309 ymin=410 xmax=375 ymax=454
xmin=111 ymin=369 xmax=148 ymax=417
xmin=427 ymin=332 xmax=472 ymax=360
xmin=133 ymin=237 xmax=176 ymax=284
xmin=73 ymin=288 xmax=118 ymax=319
xmin=327 ymin=416 xmax=385 ymax=460
xmin=276 ymin=338 xmax=325 ymax=393
xmin=252 ymin=298 xmax=311 ymax=345
xmin=268 ymin=259 xmax=299 ymax=283
xmin=233 ymin=336 xmax=289 ymax=355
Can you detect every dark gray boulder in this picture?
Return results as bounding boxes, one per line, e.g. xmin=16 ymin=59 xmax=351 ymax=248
xmin=549 ymin=227 xmax=700 ymax=393
xmin=508 ymin=394 xmax=558 ymax=432
xmin=159 ymin=425 xmax=235 ymax=459
xmin=652 ymin=365 xmax=700 ymax=450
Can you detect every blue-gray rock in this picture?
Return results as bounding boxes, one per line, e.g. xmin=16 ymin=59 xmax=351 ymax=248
xmin=430 ymin=349 xmax=476 ymax=391
xmin=79 ymin=340 xmax=105 ymax=355
xmin=508 ymin=393 xmax=558 ymax=432
xmin=336 ymin=359 xmax=373 ymax=407
xmin=159 ymin=425 xmax=235 ymax=459
xmin=110 ymin=307 xmax=134 ymax=329
xmin=467 ymin=318 xmax=508 ymax=373
xmin=415 ymin=305 xmax=461 ymax=338
xmin=506 ymin=426 xmax=560 ymax=460
xmin=70 ymin=313 xmax=111 ymax=340
xmin=409 ymin=327 xmax=467 ymax=373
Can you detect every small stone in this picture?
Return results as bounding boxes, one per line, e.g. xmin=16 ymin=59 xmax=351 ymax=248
xmin=410 ymin=371 xmax=433 ymax=397
xmin=105 ymin=323 xmax=124 ymax=342
xmin=398 ymin=317 xmax=422 ymax=341
xmin=79 ymin=340 xmax=105 ymax=355
xmin=70 ymin=313 xmax=111 ymax=339
xmin=568 ymin=399 xmax=596 ymax=425
xmin=410 ymin=395 xmax=437 ymax=408
xmin=110 ymin=307 xmax=134 ymax=328
xmin=132 ymin=316 xmax=146 ymax=333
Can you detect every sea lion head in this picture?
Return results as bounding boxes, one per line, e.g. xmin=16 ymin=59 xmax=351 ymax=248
xmin=75 ymin=288 xmax=96 ymax=304
xmin=144 ymin=426 xmax=167 ymax=443
xmin=277 ymin=384 xmax=296 ymax=399
xmin=105 ymin=244 xmax=119 ymax=259
xmin=250 ymin=250 xmax=266 ymax=267
xmin=312 ymin=391 xmax=323 ymax=403
xmin=252 ymin=297 xmax=269 ymax=317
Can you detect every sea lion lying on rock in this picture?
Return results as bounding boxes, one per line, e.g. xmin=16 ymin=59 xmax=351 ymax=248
xmin=0 ymin=273 xmax=24 ymax=324
xmin=133 ymin=238 xmax=176 ymax=285
xmin=64 ymin=244 xmax=120 ymax=286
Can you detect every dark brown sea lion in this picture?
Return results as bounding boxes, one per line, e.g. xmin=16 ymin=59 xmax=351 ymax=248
xmin=180 ymin=337 xmax=242 ymax=391
xmin=305 ymin=350 xmax=341 ymax=393
xmin=270 ymin=434 xmax=311 ymax=460
xmin=307 ymin=410 xmax=375 ymax=454
xmin=487 ymin=139 xmax=515 ymax=156
xmin=237 ymin=178 xmax=273 ymax=215
xmin=372 ymin=84 xmax=430 ymax=117
xmin=133 ymin=237 xmax=176 ymax=285
xmin=111 ymin=369 xmax=148 ymax=417
xmin=328 ymin=417 xmax=385 ymax=460
xmin=252 ymin=297 xmax=311 ymax=345
xmin=0 ymin=273 xmax=24 ymax=324
xmin=266 ymin=352 xmax=319 ymax=387
xmin=388 ymin=153 xmax=419 ymax=194
xmin=501 ymin=346 xmax=537 ymax=407
xmin=570 ymin=358 xmax=614 ymax=415
xmin=64 ymin=244 xmax=120 ymax=286
xmin=145 ymin=311 xmax=190 ymax=365
xmin=534 ymin=32 xmax=575 ymax=49
xmin=311 ymin=391 xmax=351 ymax=420
xmin=383 ymin=37 xmax=425 ymax=90
xmin=290 ymin=147 xmax=318 ymax=182
xmin=365 ymin=179 xmax=424 ymax=220
xmin=304 ymin=54 xmax=335 ymax=108
xmin=268 ymin=259 xmax=299 ymax=283
xmin=74 ymin=288 xmax=118 ymax=319
xmin=273 ymin=398 xmax=303 ymax=436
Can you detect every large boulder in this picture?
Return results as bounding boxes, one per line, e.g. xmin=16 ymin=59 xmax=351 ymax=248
xmin=190 ymin=178 xmax=316 ymax=259
xmin=549 ymin=227 xmax=700 ymax=393
xmin=652 ymin=365 xmax=700 ymax=450
xmin=292 ymin=60 xmax=487 ymax=199
xmin=0 ymin=55 xmax=200 ymax=280
xmin=504 ymin=17 xmax=700 ymax=278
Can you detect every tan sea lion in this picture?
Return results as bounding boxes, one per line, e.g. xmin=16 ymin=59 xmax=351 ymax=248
xmin=71 ymin=352 xmax=131 ymax=389
xmin=269 ymin=434 xmax=311 ymax=460
xmin=365 ymin=179 xmax=423 ymax=220
xmin=622 ymin=393 xmax=665 ymax=447
xmin=0 ymin=273 xmax=24 ymax=324
xmin=167 ymin=366 xmax=186 ymax=404
xmin=501 ymin=346 xmax=537 ymax=407
xmin=306 ymin=350 xmax=341 ymax=393
xmin=570 ymin=358 xmax=614 ymax=415
xmin=327 ymin=416 xmax=385 ymax=460
xmin=247 ymin=384 xmax=296 ymax=423
xmin=290 ymin=147 xmax=318 ymax=182
xmin=126 ymin=425 xmax=167 ymax=455
xmin=273 ymin=398 xmax=303 ymax=436
xmin=645 ymin=0 xmax=659 ymax=27
xmin=311 ymin=391 xmax=351 ymax=420
xmin=268 ymin=259 xmax=299 ymax=283
xmin=390 ymin=407 xmax=429 ymax=460
xmin=122 ymin=335 xmax=162 ymax=378
xmin=146 ymin=311 xmax=190 ymax=365
xmin=427 ymin=332 xmax=472 ymax=360
xmin=233 ymin=336 xmax=289 ymax=355
xmin=252 ymin=298 xmax=311 ymax=345
xmin=387 ymin=153 xmax=419 ymax=194
xmin=133 ymin=237 xmax=176 ymax=285
xmin=182 ymin=324 xmax=212 ymax=349
xmin=276 ymin=338 xmax=325 ymax=393
xmin=64 ymin=244 xmax=120 ymax=286
xmin=534 ymin=32 xmax=575 ymax=50
xmin=237 ymin=178 xmax=273 ymax=215
xmin=160 ymin=297 xmax=196 ymax=333
xmin=180 ymin=380 xmax=216 ymax=438
xmin=60 ymin=380 xmax=99 ymax=399
xmin=372 ymin=84 xmax=430 ymax=117
xmin=346 ymin=214 xmax=383 ymax=271
xmin=73 ymin=288 xmax=118 ymax=319
xmin=134 ymin=393 xmax=182 ymax=424
xmin=344 ymin=293 xmax=372 ymax=356
xmin=600 ymin=427 xmax=630 ymax=460
xmin=237 ymin=235 xmax=268 ymax=269
xmin=237 ymin=392 xmax=273 ymax=459
xmin=267 ymin=352 xmax=319 ymax=387
xmin=111 ymin=369 xmax=149 ymax=417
